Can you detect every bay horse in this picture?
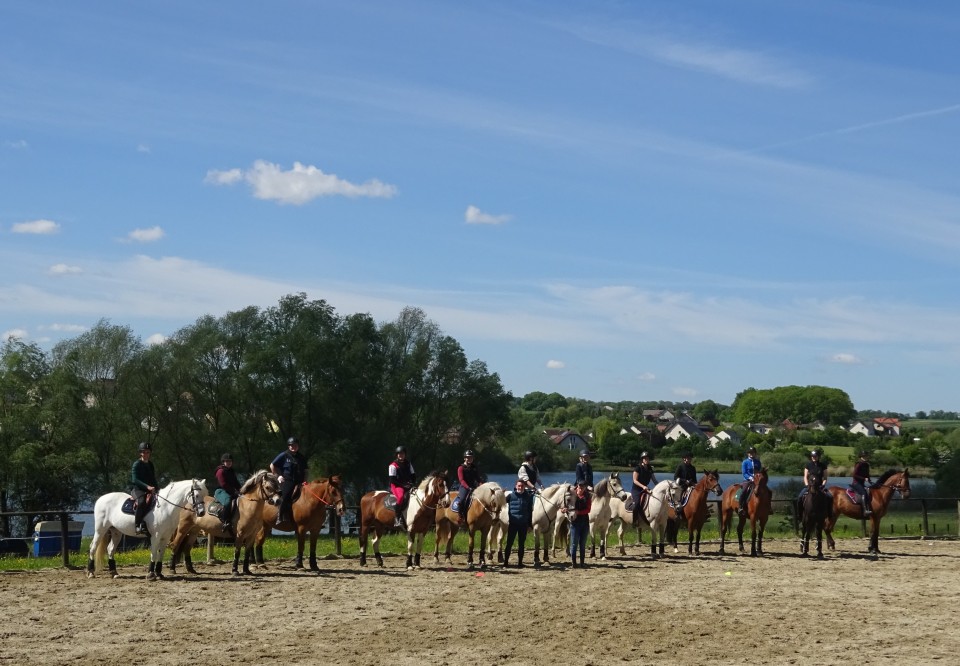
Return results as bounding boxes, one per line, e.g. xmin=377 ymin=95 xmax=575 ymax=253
xmin=588 ymin=472 xmax=628 ymax=560
xmin=667 ymin=470 xmax=723 ymax=555
xmin=255 ymin=476 xmax=345 ymax=571
xmin=231 ymin=471 xmax=282 ymax=575
xmin=169 ymin=470 xmax=281 ymax=575
xmin=824 ymin=469 xmax=910 ymax=555
xmin=798 ymin=486 xmax=831 ymax=559
xmin=435 ymin=481 xmax=505 ymax=569
xmin=719 ymin=467 xmax=771 ymax=556
xmin=358 ymin=472 xmax=448 ymax=569
xmin=87 ymin=478 xmax=208 ymax=580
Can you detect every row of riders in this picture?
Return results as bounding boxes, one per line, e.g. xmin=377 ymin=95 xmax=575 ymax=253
xmin=89 ymin=437 xmax=905 ymax=580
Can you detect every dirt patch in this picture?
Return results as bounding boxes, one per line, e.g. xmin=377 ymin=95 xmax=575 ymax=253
xmin=1 ymin=538 xmax=957 ymax=665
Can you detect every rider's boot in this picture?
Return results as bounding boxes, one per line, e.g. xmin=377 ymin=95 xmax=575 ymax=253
xmin=862 ymin=497 xmax=872 ymax=517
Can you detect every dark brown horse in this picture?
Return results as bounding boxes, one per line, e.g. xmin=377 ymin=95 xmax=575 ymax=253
xmin=824 ymin=469 xmax=910 ymax=554
xmin=255 ymin=476 xmax=345 ymax=571
xmin=434 ymin=482 xmax=505 ymax=569
xmin=358 ymin=472 xmax=448 ymax=569
xmin=667 ymin=470 xmax=723 ymax=555
xmin=719 ymin=467 xmax=771 ymax=556
xmin=798 ymin=486 xmax=831 ymax=559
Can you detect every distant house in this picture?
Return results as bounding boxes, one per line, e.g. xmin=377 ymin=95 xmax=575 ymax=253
xmin=543 ymin=428 xmax=591 ymax=452
xmin=801 ymin=420 xmax=828 ymax=431
xmin=642 ymin=408 xmax=676 ymax=422
xmin=663 ymin=415 xmax=708 ymax=443
xmin=708 ymin=429 xmax=742 ymax=449
xmin=747 ymin=423 xmax=773 ymax=435
xmin=873 ymin=417 xmax=901 ymax=437
xmin=847 ymin=420 xmax=876 ymax=437
xmin=781 ymin=419 xmax=798 ymax=431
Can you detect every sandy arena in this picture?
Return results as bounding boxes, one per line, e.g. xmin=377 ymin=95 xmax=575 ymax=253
xmin=1 ymin=538 xmax=957 ymax=666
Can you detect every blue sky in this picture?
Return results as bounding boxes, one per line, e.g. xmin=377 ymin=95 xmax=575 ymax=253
xmin=3 ymin=1 xmax=959 ymax=414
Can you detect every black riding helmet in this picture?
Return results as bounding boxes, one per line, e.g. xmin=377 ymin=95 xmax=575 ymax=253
xmin=138 ymin=442 xmax=151 ymax=452
xmin=221 ymin=453 xmax=232 ymax=462
xmin=396 ymin=446 xmax=406 ymax=454
xmin=523 ymin=450 xmax=536 ymax=462
xmin=463 ymin=449 xmax=475 ymax=458
xmin=287 ymin=436 xmax=299 ymax=446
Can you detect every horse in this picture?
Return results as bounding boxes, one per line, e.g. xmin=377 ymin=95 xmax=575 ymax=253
xmin=719 ymin=467 xmax=772 ymax=556
xmin=87 ymin=478 xmax=207 ymax=580
xmin=603 ymin=480 xmax=682 ymax=559
xmin=526 ymin=483 xmax=571 ymax=566
xmin=666 ymin=470 xmax=723 ymax=555
xmin=824 ymin=469 xmax=911 ymax=555
xmin=168 ymin=470 xmax=280 ymax=574
xmin=588 ymin=472 xmax=628 ymax=560
xmin=434 ymin=482 xmax=505 ymax=569
xmin=255 ymin=476 xmax=345 ymax=571
xmin=798 ymin=486 xmax=831 ymax=559
xmin=231 ymin=470 xmax=282 ymax=575
xmin=358 ymin=472 xmax=448 ymax=569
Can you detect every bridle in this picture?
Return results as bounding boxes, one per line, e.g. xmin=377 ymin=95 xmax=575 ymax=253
xmin=303 ymin=480 xmax=346 ymax=514
xmin=411 ymin=477 xmax=448 ymax=513
xmin=156 ymin=478 xmax=206 ymax=515
xmin=878 ymin=472 xmax=910 ymax=497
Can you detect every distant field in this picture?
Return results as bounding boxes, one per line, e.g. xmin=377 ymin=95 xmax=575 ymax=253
xmin=903 ymin=419 xmax=960 ymax=431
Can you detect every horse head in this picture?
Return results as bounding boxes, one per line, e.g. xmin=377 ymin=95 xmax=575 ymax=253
xmin=703 ymin=470 xmax=723 ymax=496
xmin=755 ymin=467 xmax=770 ymax=488
xmin=190 ymin=479 xmax=208 ymax=516
xmin=878 ymin=469 xmax=911 ymax=499
xmin=605 ymin=472 xmax=625 ymax=499
xmin=326 ymin=475 xmax=346 ymax=516
xmin=419 ymin=472 xmax=449 ymax=508
xmin=262 ymin=472 xmax=282 ymax=505
xmin=665 ymin=480 xmax=684 ymax=506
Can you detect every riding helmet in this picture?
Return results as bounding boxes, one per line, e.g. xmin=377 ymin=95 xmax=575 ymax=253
xmin=463 ymin=449 xmax=475 ymax=458
xmin=287 ymin=436 xmax=300 ymax=446
xmin=221 ymin=453 xmax=233 ymax=462
xmin=138 ymin=441 xmax=151 ymax=452
xmin=809 ymin=449 xmax=820 ymax=458
xmin=746 ymin=446 xmax=757 ymax=454
xmin=640 ymin=451 xmax=650 ymax=460
xmin=860 ymin=450 xmax=870 ymax=458
xmin=523 ymin=450 xmax=536 ymax=461
xmin=682 ymin=451 xmax=693 ymax=459
xmin=580 ymin=449 xmax=591 ymax=457
xmin=396 ymin=445 xmax=406 ymax=454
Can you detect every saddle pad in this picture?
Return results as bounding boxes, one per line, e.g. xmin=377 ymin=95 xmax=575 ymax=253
xmin=206 ymin=500 xmax=224 ymax=518
xmin=383 ymin=494 xmax=397 ymax=511
xmin=122 ymin=493 xmax=156 ymax=515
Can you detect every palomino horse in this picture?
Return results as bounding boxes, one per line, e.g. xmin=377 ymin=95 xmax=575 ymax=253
xmin=435 ymin=482 xmax=505 ymax=569
xmin=527 ymin=483 xmax=571 ymax=566
xmin=666 ymin=470 xmax=723 ymax=555
xmin=358 ymin=472 xmax=448 ymax=569
xmin=798 ymin=486 xmax=831 ymax=559
xmin=231 ymin=471 xmax=282 ymax=575
xmin=87 ymin=478 xmax=208 ymax=580
xmin=623 ymin=480 xmax=682 ymax=558
xmin=719 ymin=467 xmax=772 ymax=556
xmin=824 ymin=468 xmax=910 ymax=555
xmin=588 ymin=473 xmax=628 ymax=560
xmin=168 ymin=470 xmax=281 ymax=574
xmin=256 ymin=476 xmax=346 ymax=571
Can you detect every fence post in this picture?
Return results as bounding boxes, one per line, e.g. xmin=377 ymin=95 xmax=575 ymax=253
xmin=334 ymin=507 xmax=342 ymax=557
xmin=60 ymin=513 xmax=70 ymax=568
xmin=920 ymin=499 xmax=929 ymax=539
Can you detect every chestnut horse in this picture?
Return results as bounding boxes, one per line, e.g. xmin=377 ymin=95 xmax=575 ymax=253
xmin=358 ymin=472 xmax=448 ymax=569
xmin=798 ymin=486 xmax=831 ymax=559
xmin=255 ymin=476 xmax=345 ymax=571
xmin=231 ymin=470 xmax=282 ymax=575
xmin=434 ymin=482 xmax=505 ymax=569
xmin=824 ymin=469 xmax=910 ymax=555
xmin=719 ymin=467 xmax=771 ymax=556
xmin=667 ymin=470 xmax=723 ymax=555
xmin=169 ymin=470 xmax=280 ymax=575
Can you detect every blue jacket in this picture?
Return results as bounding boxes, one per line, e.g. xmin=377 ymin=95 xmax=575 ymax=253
xmin=506 ymin=489 xmax=535 ymax=524
xmin=742 ymin=456 xmax=761 ymax=482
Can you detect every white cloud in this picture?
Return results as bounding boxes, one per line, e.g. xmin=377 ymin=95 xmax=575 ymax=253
xmin=465 ymin=205 xmax=512 ymax=225
xmin=829 ymin=353 xmax=864 ymax=365
xmin=49 ymin=263 xmax=82 ymax=275
xmin=2 ymin=328 xmax=28 ymax=341
xmin=673 ymin=386 xmax=699 ymax=398
xmin=146 ymin=333 xmax=167 ymax=346
xmin=44 ymin=323 xmax=88 ymax=333
xmin=127 ymin=226 xmax=165 ymax=243
xmin=5 ymin=139 xmax=28 ymax=149
xmin=205 ymin=160 xmax=398 ymax=205
xmin=546 ymin=360 xmax=566 ymax=369
xmin=137 ymin=143 xmax=151 ymax=153
xmin=638 ymin=372 xmax=656 ymax=381
xmin=12 ymin=219 xmax=59 ymax=234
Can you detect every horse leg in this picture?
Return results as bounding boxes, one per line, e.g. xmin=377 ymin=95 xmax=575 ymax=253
xmin=870 ymin=516 xmax=881 ymax=555
xmin=757 ymin=522 xmax=766 ymax=556
xmin=308 ymin=532 xmax=320 ymax=572
xmin=359 ymin=526 xmax=369 ymax=567
xmin=106 ymin=531 xmax=120 ymax=579
xmin=466 ymin=529 xmax=475 ymax=568
xmin=737 ymin=517 xmax=746 ymax=553
xmin=412 ymin=533 xmax=424 ymax=570
xmin=479 ymin=530 xmax=488 ymax=569
xmin=294 ymin=530 xmax=306 ymax=570
xmin=815 ymin=524 xmax=824 ymax=559
xmin=405 ymin=531 xmax=415 ymax=570
xmin=232 ymin=544 xmax=242 ymax=575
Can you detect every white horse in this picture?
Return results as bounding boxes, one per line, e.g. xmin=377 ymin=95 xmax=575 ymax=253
xmin=528 ymin=483 xmax=571 ymax=566
xmin=588 ymin=472 xmax=628 ymax=560
xmin=87 ymin=478 xmax=208 ymax=580
xmin=611 ymin=480 xmax=683 ymax=559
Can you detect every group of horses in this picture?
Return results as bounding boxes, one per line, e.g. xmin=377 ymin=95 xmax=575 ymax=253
xmin=85 ymin=465 xmax=911 ymax=580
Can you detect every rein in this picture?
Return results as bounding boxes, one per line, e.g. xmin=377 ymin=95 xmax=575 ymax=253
xmin=155 ymin=480 xmax=204 ymax=514
xmin=303 ymin=481 xmax=341 ymax=508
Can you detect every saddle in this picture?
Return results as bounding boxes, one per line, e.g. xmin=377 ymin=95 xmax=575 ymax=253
xmin=206 ymin=500 xmax=225 ymax=519
xmin=845 ymin=487 xmax=861 ymax=503
xmin=121 ymin=492 xmax=156 ymax=516
xmin=623 ymin=493 xmax=648 ymax=515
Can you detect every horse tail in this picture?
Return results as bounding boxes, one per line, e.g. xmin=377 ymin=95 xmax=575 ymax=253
xmin=92 ymin=528 xmax=111 ymax=573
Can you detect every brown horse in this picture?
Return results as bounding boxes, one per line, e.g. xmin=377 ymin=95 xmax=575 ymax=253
xmin=667 ymin=470 xmax=723 ymax=555
xmin=824 ymin=469 xmax=910 ymax=555
xmin=719 ymin=467 xmax=771 ymax=556
xmin=231 ymin=470 xmax=282 ymax=575
xmin=168 ymin=470 xmax=281 ymax=574
xmin=434 ymin=482 xmax=505 ymax=569
xmin=255 ymin=476 xmax=345 ymax=571
xmin=798 ymin=486 xmax=831 ymax=559
xmin=358 ymin=472 xmax=448 ymax=569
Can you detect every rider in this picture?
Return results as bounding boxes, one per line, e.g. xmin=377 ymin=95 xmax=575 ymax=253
xmin=851 ymin=450 xmax=873 ymax=517
xmin=131 ymin=441 xmax=158 ymax=535
xmin=564 ymin=480 xmax=592 ymax=568
xmin=575 ymin=449 xmax=594 ymax=492
xmin=214 ymin=453 xmax=242 ymax=533
xmin=456 ymin=450 xmax=483 ymax=526
xmin=631 ymin=452 xmax=658 ymax=525
xmin=518 ymin=450 xmax=543 ymax=492
xmin=504 ymin=478 xmax=535 ymax=568
xmin=739 ymin=446 xmax=761 ymax=517
xmin=388 ymin=446 xmax=416 ymax=529
xmin=270 ymin=436 xmax=308 ymax=525
xmin=674 ymin=451 xmax=698 ymax=500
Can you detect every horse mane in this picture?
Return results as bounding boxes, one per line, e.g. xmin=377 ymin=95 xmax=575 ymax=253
xmin=475 ymin=482 xmax=506 ymax=507
xmin=239 ymin=469 xmax=269 ymax=494
xmin=417 ymin=470 xmax=446 ymax=492
xmin=310 ymin=475 xmax=342 ymax=486
xmin=594 ymin=477 xmax=609 ymax=498
xmin=872 ymin=469 xmax=900 ymax=487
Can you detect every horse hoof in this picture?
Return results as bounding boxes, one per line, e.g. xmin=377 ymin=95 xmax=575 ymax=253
xmin=146 ymin=573 xmax=157 ymax=581
xmin=86 ymin=572 xmax=95 ymax=579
